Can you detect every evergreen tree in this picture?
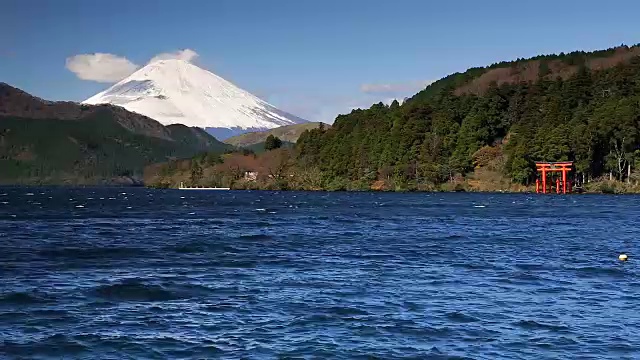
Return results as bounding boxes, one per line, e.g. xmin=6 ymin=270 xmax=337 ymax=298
xmin=264 ymin=135 xmax=283 ymax=151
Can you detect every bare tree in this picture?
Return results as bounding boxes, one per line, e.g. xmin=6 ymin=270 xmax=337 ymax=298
xmin=261 ymin=148 xmax=292 ymax=181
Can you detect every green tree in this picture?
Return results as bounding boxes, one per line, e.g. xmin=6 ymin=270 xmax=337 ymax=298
xmin=264 ymin=135 xmax=283 ymax=151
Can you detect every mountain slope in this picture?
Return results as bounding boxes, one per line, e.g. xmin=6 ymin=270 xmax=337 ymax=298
xmin=1 ymin=82 xmax=172 ymax=140
xmin=0 ymin=83 xmax=230 ymax=184
xmin=165 ymin=124 xmax=228 ymax=151
xmin=83 ymin=59 xmax=307 ymax=139
xmin=454 ymin=45 xmax=640 ymax=96
xmin=409 ymin=44 xmax=640 ymax=102
xmin=224 ymin=122 xmax=329 ymax=147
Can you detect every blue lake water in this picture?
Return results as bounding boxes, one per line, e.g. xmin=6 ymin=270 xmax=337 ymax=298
xmin=0 ymin=187 xmax=639 ymax=359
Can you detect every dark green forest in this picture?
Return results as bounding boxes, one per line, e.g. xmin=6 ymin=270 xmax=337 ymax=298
xmin=0 ymin=114 xmax=230 ymax=184
xmin=296 ymin=45 xmax=640 ymax=190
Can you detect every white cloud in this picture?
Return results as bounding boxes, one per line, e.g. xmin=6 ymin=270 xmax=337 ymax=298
xmin=360 ymin=80 xmax=434 ymax=94
xmin=67 ymin=49 xmax=200 ymax=83
xmin=65 ymin=53 xmax=140 ymax=83
xmin=148 ymin=49 xmax=199 ymax=64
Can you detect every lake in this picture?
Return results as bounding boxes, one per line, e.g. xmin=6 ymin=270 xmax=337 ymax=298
xmin=1 ymin=188 xmax=639 ymax=359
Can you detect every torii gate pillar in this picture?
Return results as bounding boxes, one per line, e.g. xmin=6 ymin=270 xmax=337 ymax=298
xmin=535 ymin=162 xmax=573 ymax=194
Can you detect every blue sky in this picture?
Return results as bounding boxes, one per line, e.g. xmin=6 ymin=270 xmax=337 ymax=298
xmin=2 ymin=0 xmax=640 ymax=123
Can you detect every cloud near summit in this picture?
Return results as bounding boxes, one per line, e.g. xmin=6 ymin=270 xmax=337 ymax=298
xmin=148 ymin=49 xmax=199 ymax=64
xmin=66 ymin=49 xmax=199 ymax=83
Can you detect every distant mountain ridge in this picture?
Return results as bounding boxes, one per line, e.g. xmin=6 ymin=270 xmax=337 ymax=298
xmin=224 ymin=122 xmax=329 ymax=148
xmin=0 ymin=83 xmax=230 ymax=184
xmin=410 ymin=44 xmax=640 ymax=101
xmin=83 ymin=59 xmax=308 ymax=139
xmin=1 ymin=82 xmax=172 ymax=140
xmin=454 ymin=45 xmax=640 ymax=96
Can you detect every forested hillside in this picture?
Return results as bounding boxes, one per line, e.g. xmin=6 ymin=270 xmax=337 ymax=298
xmin=296 ymin=45 xmax=640 ymax=190
xmin=0 ymin=84 xmax=231 ymax=184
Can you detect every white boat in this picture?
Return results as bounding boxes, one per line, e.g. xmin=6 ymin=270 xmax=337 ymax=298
xmin=178 ymin=182 xmax=230 ymax=190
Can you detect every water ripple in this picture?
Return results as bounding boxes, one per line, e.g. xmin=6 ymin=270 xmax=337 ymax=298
xmin=0 ymin=188 xmax=639 ymax=359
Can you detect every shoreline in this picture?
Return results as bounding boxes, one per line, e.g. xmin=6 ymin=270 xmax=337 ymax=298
xmin=2 ymin=184 xmax=637 ymax=195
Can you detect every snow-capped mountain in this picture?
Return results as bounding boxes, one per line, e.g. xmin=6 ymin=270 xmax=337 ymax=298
xmin=83 ymin=59 xmax=307 ymax=139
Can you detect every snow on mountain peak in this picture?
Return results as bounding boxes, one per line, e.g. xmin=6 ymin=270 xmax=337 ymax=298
xmin=82 ymin=59 xmax=306 ymax=139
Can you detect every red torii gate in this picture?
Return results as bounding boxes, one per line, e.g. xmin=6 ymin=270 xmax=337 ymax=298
xmin=535 ymin=161 xmax=573 ymax=194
